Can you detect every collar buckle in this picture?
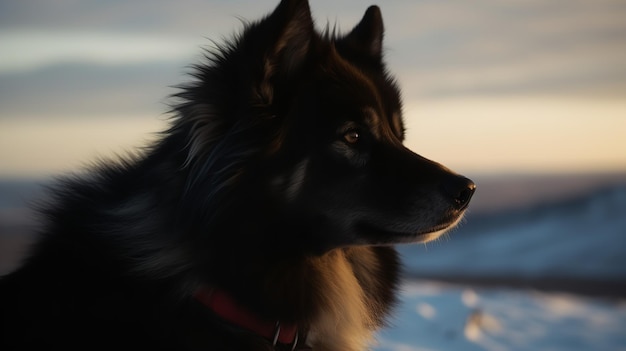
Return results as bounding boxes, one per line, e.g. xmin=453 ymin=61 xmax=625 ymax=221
xmin=272 ymin=321 xmax=300 ymax=350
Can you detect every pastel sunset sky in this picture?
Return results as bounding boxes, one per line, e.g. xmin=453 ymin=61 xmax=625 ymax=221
xmin=1 ymin=0 xmax=625 ymax=177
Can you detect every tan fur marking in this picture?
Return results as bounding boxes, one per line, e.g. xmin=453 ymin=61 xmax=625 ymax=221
xmin=306 ymin=249 xmax=376 ymax=351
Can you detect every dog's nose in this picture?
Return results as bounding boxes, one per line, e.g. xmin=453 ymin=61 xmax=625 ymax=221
xmin=441 ymin=176 xmax=476 ymax=211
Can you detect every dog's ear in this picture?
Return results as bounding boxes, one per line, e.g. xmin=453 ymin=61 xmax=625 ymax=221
xmin=248 ymin=0 xmax=314 ymax=106
xmin=342 ymin=6 xmax=384 ymax=61
xmin=264 ymin=0 xmax=314 ymax=76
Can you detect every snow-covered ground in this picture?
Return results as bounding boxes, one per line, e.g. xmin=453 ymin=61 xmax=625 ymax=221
xmin=375 ymin=281 xmax=626 ymax=351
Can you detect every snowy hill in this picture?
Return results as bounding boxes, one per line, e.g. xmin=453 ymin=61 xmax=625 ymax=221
xmin=399 ymin=184 xmax=626 ymax=285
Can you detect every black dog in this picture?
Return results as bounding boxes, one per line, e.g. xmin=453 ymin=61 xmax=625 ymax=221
xmin=0 ymin=0 xmax=475 ymax=350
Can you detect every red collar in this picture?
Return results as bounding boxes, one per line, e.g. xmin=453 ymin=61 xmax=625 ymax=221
xmin=193 ymin=286 xmax=299 ymax=346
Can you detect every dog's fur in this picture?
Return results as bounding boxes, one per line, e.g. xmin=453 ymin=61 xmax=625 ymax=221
xmin=0 ymin=1 xmax=475 ymax=350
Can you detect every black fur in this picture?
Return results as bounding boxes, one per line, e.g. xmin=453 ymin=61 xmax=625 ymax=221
xmin=0 ymin=1 xmax=474 ymax=350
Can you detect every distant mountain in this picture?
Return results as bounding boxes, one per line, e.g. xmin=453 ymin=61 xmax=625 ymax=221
xmin=400 ymin=184 xmax=626 ymax=284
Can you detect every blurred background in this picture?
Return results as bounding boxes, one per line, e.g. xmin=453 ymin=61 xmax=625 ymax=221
xmin=1 ymin=1 xmax=625 ymax=350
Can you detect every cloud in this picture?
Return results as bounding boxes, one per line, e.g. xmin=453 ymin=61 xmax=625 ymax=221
xmin=0 ymin=31 xmax=203 ymax=74
xmin=0 ymin=61 xmax=185 ymax=119
xmin=398 ymin=39 xmax=626 ymax=99
xmin=379 ymin=0 xmax=626 ymax=98
xmin=0 ymin=0 xmax=263 ymax=35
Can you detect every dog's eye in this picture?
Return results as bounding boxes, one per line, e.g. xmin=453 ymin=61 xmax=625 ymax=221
xmin=344 ymin=130 xmax=360 ymax=144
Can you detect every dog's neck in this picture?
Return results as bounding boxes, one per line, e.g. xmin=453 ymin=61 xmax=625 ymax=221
xmin=193 ymin=286 xmax=304 ymax=348
xmin=194 ymin=248 xmax=394 ymax=351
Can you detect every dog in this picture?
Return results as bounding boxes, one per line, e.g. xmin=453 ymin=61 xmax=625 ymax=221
xmin=0 ymin=0 xmax=475 ymax=350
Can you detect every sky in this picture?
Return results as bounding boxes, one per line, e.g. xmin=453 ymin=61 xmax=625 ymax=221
xmin=1 ymin=0 xmax=626 ymax=177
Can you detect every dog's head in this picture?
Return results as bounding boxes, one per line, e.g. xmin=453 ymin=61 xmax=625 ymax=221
xmin=172 ymin=0 xmax=475 ymax=254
